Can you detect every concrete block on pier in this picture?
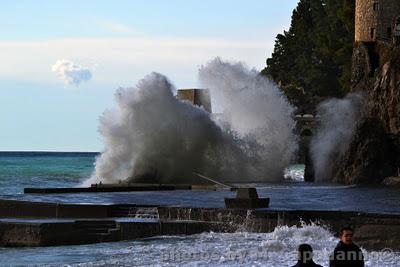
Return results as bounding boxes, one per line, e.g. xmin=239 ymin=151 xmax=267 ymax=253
xmin=224 ymin=188 xmax=269 ymax=209
xmin=236 ymin=188 xmax=259 ymax=199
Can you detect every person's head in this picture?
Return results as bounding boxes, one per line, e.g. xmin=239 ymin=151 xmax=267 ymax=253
xmin=339 ymin=227 xmax=354 ymax=245
xmin=297 ymin=243 xmax=313 ymax=263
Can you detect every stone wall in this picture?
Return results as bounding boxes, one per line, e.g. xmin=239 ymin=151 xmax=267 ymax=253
xmin=355 ymin=0 xmax=400 ymax=42
xmin=0 ymin=199 xmax=110 ymax=218
xmin=2 ymin=200 xmax=400 ymax=249
xmin=356 ymin=0 xmax=379 ymax=41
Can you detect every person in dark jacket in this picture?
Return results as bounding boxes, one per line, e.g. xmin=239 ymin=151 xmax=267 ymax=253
xmin=292 ymin=243 xmax=323 ymax=267
xmin=329 ymin=227 xmax=364 ymax=267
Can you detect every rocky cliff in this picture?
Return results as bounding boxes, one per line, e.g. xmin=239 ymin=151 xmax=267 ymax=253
xmin=332 ymin=42 xmax=400 ymax=184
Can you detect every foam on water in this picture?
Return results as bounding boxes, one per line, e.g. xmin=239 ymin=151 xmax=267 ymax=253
xmin=0 ymin=224 xmax=398 ymax=266
xmin=284 ymin=164 xmax=305 ymax=182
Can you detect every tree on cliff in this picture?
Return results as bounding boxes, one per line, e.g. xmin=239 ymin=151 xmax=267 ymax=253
xmin=262 ymin=0 xmax=355 ymax=112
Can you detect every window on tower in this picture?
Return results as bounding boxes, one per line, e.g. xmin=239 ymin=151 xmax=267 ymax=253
xmin=373 ymin=2 xmax=379 ymax=11
xmin=371 ymin=28 xmax=376 ymax=40
xmin=396 ymin=17 xmax=400 ymax=37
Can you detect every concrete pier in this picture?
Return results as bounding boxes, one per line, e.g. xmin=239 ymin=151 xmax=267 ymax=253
xmin=24 ymin=184 xmax=193 ymax=194
xmin=0 ymin=219 xmax=223 ymax=247
xmin=1 ymin=199 xmax=400 ymax=249
xmin=23 ymin=183 xmax=225 ymax=194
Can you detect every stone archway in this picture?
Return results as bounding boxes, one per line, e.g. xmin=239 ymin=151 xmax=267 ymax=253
xmin=294 ymin=115 xmax=318 ymax=182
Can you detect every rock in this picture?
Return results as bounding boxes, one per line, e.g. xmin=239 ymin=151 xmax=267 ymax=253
xmin=353 ymin=42 xmax=400 ymax=135
xmin=332 ymin=42 xmax=400 ymax=184
xmin=332 ymin=118 xmax=397 ymax=184
xmin=382 ymin=176 xmax=400 ymax=186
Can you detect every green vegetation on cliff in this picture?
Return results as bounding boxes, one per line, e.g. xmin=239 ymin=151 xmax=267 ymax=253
xmin=262 ymin=0 xmax=355 ymax=112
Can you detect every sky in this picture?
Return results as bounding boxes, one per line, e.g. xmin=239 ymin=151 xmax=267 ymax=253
xmin=0 ymin=0 xmax=299 ymax=152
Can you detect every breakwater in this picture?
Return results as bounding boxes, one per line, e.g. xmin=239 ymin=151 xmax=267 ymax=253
xmin=1 ymin=199 xmax=399 ymax=250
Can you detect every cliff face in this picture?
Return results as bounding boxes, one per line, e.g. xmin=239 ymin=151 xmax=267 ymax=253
xmin=332 ymin=42 xmax=400 ymax=184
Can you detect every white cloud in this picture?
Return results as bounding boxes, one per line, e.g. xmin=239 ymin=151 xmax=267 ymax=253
xmin=51 ymin=59 xmax=92 ymax=86
xmin=0 ymin=36 xmax=274 ymax=87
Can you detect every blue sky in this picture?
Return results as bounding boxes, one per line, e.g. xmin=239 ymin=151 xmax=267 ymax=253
xmin=0 ymin=0 xmax=298 ymax=151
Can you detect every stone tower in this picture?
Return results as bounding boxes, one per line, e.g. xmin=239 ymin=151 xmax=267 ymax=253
xmin=176 ymin=89 xmax=212 ymax=113
xmin=355 ymin=0 xmax=400 ymax=42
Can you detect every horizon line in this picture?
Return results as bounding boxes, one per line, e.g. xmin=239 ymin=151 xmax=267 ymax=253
xmin=0 ymin=150 xmax=100 ymax=153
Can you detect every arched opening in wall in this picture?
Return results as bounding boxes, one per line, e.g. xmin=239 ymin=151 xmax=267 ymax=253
xmin=283 ymin=128 xmax=313 ymax=183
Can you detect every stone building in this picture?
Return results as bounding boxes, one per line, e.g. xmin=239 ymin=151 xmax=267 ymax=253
xmin=176 ymin=89 xmax=212 ymax=113
xmin=355 ymin=0 xmax=400 ymax=42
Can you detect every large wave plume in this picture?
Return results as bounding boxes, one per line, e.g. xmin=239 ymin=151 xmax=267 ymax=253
xmin=84 ymin=58 xmax=297 ymax=185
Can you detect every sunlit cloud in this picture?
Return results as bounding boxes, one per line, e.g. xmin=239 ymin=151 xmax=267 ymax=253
xmin=52 ymin=59 xmax=92 ymax=86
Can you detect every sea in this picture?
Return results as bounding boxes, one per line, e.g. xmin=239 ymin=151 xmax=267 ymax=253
xmin=0 ymin=151 xmax=400 ymax=267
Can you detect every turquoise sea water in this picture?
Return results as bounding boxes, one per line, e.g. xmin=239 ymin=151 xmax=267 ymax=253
xmin=0 ymin=152 xmax=97 ymax=195
xmin=0 ymin=152 xmax=305 ymax=195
